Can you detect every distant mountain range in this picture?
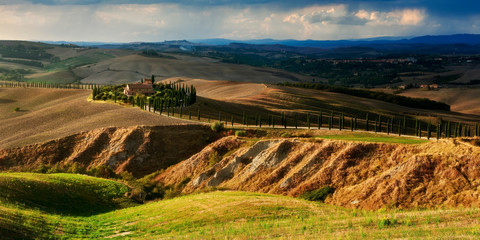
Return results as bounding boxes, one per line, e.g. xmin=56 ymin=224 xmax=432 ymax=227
xmin=42 ymin=34 xmax=480 ymax=49
xmin=192 ymin=34 xmax=480 ymax=48
xmin=41 ymin=34 xmax=480 ymax=58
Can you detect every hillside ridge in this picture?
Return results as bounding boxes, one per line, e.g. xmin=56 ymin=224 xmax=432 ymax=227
xmin=156 ymin=136 xmax=480 ymax=210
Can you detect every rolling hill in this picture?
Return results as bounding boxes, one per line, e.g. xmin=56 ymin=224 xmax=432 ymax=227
xmin=1 ymin=177 xmax=479 ymax=239
xmin=0 ymin=88 xmax=195 ymax=149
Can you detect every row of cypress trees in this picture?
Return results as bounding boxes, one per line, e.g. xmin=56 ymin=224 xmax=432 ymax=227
xmin=191 ymin=109 xmax=480 ymax=139
xmin=1 ymin=80 xmax=100 ymax=89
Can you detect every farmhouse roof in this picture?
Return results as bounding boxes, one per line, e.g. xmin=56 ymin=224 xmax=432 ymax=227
xmin=127 ymin=83 xmax=153 ymax=89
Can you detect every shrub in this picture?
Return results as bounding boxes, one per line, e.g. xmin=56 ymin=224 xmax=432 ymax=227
xmin=13 ymin=107 xmax=20 ymax=112
xmin=211 ymin=121 xmax=225 ymax=132
xmin=300 ymin=186 xmax=335 ymax=202
xmin=235 ymin=130 xmax=246 ymax=137
xmin=208 ymin=151 xmax=222 ymax=167
xmin=281 ymin=132 xmax=292 ymax=138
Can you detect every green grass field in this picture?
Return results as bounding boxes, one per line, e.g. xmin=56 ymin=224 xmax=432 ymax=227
xmin=46 ymin=52 xmax=114 ymax=71
xmin=316 ymin=132 xmax=429 ymax=144
xmin=1 ymin=173 xmax=479 ymax=239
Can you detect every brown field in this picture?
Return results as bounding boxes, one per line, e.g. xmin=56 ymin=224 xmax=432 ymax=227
xmin=74 ymin=54 xmax=316 ymax=85
xmin=400 ymin=88 xmax=480 ymax=115
xmin=0 ymin=88 xmax=194 ymax=149
xmin=167 ymin=78 xmax=480 ymax=126
xmin=447 ymin=64 xmax=480 ymax=83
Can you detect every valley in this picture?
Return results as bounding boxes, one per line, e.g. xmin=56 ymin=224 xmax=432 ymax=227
xmin=1 ymin=37 xmax=480 ymax=239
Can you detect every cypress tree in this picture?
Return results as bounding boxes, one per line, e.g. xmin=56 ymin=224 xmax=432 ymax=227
xmin=354 ymin=117 xmax=357 ymax=131
xmin=403 ymin=116 xmax=407 ymax=135
xmin=318 ymin=112 xmax=322 ymax=129
xmin=197 ymin=109 xmax=200 ymax=120
xmin=294 ymin=114 xmax=298 ymax=129
xmin=398 ymin=119 xmax=401 ymax=136
xmin=329 ymin=112 xmax=333 ymax=130
xmin=390 ymin=117 xmax=394 ymax=134
xmin=231 ymin=115 xmax=234 ymax=127
xmin=351 ymin=118 xmax=354 ymax=131
xmin=284 ymin=113 xmax=287 ymax=129
xmin=259 ymin=115 xmax=262 ymax=128
xmin=307 ymin=112 xmax=310 ymax=129
xmin=387 ymin=119 xmax=390 ymax=135
xmin=418 ymin=122 xmax=422 ymax=138
xmin=427 ymin=120 xmax=431 ymax=140
xmin=374 ymin=119 xmax=378 ymax=133
xmin=243 ymin=112 xmax=246 ymax=125
xmin=378 ymin=116 xmax=382 ymax=133
xmin=447 ymin=121 xmax=451 ymax=138
xmin=114 ymin=91 xmax=117 ymax=103
xmin=189 ymin=111 xmax=192 ymax=120
xmin=268 ymin=114 xmax=271 ymax=127
xmin=459 ymin=123 xmax=463 ymax=137
xmin=366 ymin=113 xmax=369 ymax=131
xmin=272 ymin=116 xmax=275 ymax=128
xmin=414 ymin=119 xmax=418 ymax=136
xmin=340 ymin=112 xmax=344 ymax=131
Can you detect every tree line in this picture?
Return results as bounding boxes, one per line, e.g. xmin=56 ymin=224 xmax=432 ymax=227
xmin=172 ymin=106 xmax=480 ymax=140
xmin=0 ymin=80 xmax=100 ymax=89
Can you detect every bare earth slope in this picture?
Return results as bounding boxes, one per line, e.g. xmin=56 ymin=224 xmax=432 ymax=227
xmin=156 ymin=136 xmax=480 ymax=210
xmin=400 ymin=88 xmax=480 ymax=115
xmin=0 ymin=125 xmax=216 ymax=177
xmin=0 ymin=88 xmax=194 ymax=148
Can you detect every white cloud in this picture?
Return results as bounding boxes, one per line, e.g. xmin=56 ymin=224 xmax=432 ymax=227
xmin=355 ymin=8 xmax=425 ymax=26
xmin=0 ymin=3 xmax=477 ymax=42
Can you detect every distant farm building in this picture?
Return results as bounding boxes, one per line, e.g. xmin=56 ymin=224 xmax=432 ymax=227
xmin=123 ymin=78 xmax=154 ymax=96
xmin=420 ymin=84 xmax=440 ymax=90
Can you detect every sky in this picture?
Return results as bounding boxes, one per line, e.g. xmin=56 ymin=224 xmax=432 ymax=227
xmin=0 ymin=0 xmax=478 ymax=42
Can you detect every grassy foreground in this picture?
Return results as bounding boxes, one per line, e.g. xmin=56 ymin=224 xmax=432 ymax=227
xmin=316 ymin=132 xmax=429 ymax=144
xmin=0 ymin=173 xmax=479 ymax=239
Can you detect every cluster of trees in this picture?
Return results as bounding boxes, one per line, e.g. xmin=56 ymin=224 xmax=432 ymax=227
xmin=0 ymin=68 xmax=33 ymax=81
xmin=92 ymin=81 xmax=197 ymax=110
xmin=278 ymin=82 xmax=451 ymax=111
xmin=0 ymin=44 xmax=58 ymax=61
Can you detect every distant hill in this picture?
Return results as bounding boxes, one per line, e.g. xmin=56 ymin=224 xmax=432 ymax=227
xmin=192 ymin=34 xmax=480 ymax=48
xmin=72 ymin=34 xmax=480 ymax=57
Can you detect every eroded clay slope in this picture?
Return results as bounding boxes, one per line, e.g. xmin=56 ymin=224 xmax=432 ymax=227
xmin=0 ymin=125 xmax=215 ymax=177
xmin=156 ymin=137 xmax=480 ymax=209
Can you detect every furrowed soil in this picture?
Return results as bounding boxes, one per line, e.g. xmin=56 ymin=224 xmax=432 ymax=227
xmin=0 ymin=125 xmax=216 ymax=177
xmin=156 ymin=136 xmax=480 ymax=210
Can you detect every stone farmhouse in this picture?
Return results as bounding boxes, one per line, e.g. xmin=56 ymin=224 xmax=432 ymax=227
xmin=123 ymin=78 xmax=155 ymax=96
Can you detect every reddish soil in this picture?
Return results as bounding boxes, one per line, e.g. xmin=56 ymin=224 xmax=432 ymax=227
xmin=156 ymin=136 xmax=480 ymax=210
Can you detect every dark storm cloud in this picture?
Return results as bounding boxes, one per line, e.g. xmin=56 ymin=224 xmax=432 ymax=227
xmin=0 ymin=0 xmax=477 ymax=42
